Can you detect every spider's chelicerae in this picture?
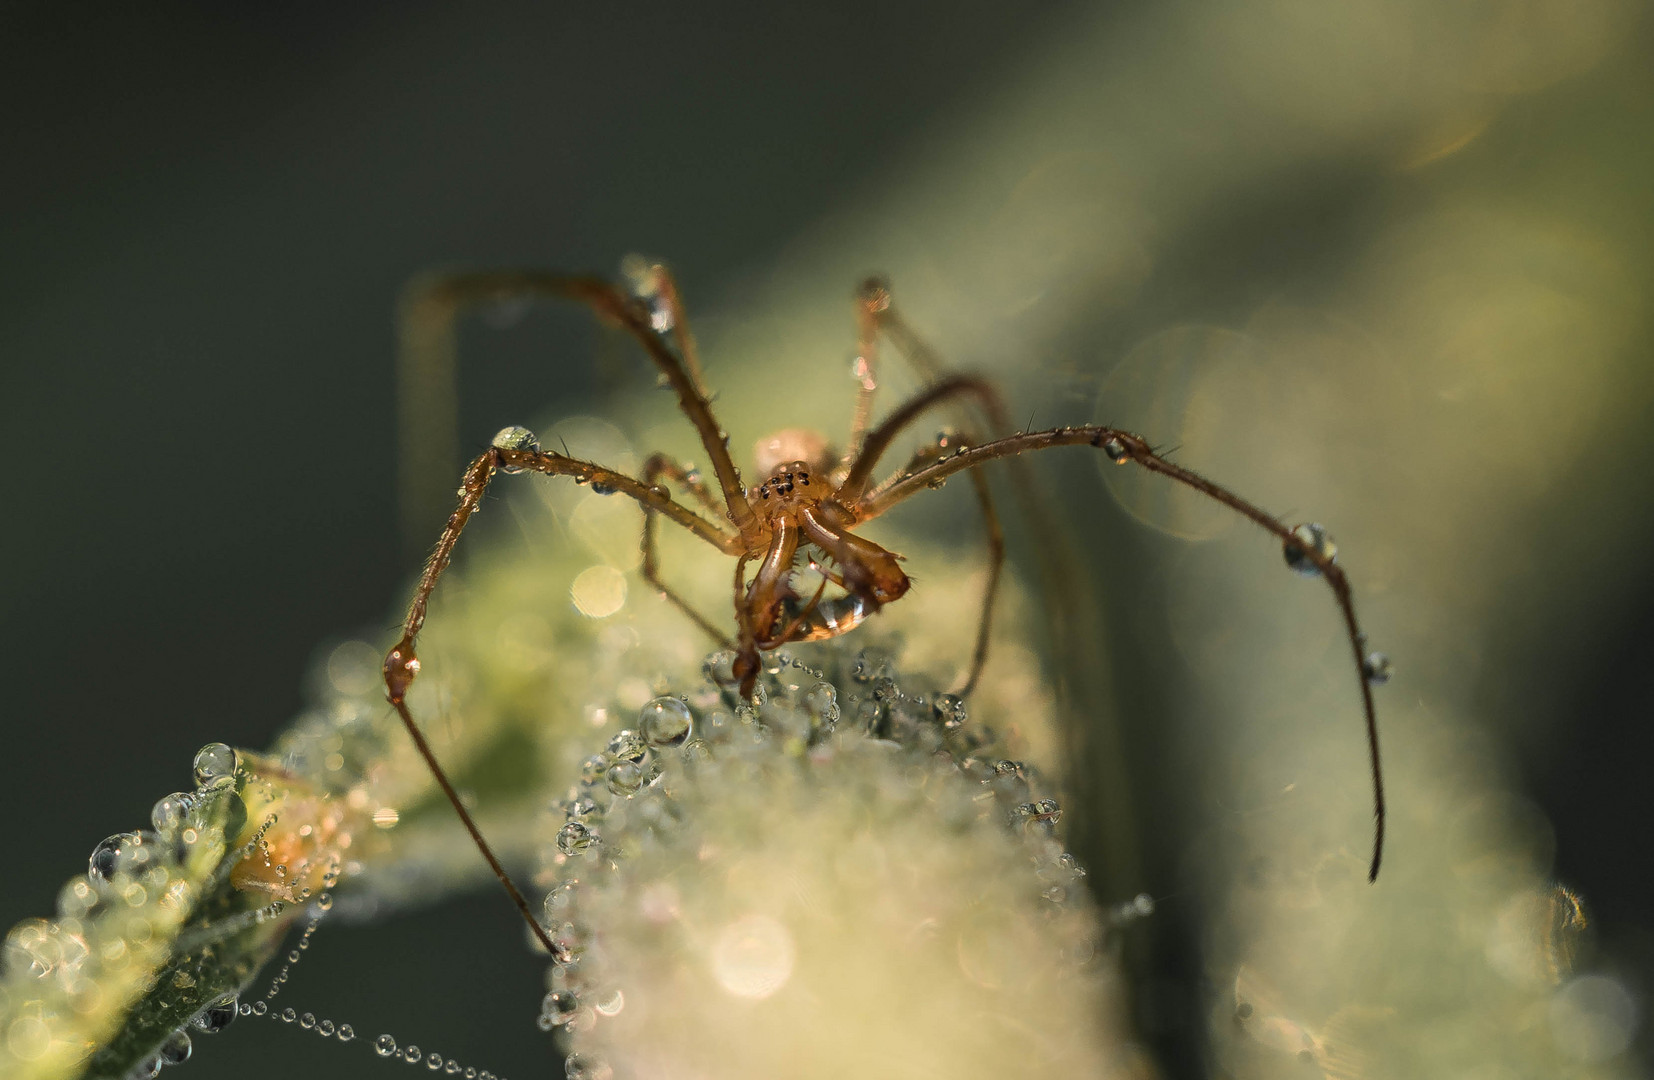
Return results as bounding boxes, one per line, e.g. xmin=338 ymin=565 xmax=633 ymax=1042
xmin=379 ymin=262 xmax=1388 ymax=955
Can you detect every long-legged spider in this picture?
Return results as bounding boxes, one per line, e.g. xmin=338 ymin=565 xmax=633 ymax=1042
xmin=380 ymin=262 xmax=1387 ymax=957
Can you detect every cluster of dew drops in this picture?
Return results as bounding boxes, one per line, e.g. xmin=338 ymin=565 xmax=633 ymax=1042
xmin=1 ymin=742 xmax=272 ymax=1079
xmin=530 ymin=642 xmax=1157 ymax=1080
xmin=7 ymin=735 xmax=507 ymax=1080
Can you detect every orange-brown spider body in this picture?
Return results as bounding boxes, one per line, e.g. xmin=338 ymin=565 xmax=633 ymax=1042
xmin=734 ymin=455 xmax=911 ymax=687
xmin=380 ymin=262 xmax=1391 ymax=956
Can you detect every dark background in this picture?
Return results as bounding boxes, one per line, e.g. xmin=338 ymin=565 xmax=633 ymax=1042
xmin=4 ymin=4 xmax=1654 ymax=1079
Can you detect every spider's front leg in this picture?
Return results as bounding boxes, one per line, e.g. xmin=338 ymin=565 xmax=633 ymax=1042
xmin=383 ymin=437 xmax=739 ymax=950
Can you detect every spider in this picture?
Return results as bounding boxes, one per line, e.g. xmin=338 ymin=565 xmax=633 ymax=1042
xmin=379 ymin=261 xmax=1387 ymax=957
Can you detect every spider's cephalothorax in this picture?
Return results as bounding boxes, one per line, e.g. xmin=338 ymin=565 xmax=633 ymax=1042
xmin=737 ymin=451 xmax=911 ymax=686
xmin=383 ymin=263 xmax=1390 ymax=957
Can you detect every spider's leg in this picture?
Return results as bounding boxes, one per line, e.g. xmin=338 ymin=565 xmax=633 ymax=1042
xmin=869 ymin=296 xmax=1138 ymax=877
xmin=384 ymin=446 xmax=739 ymax=953
xmin=837 ymin=375 xmax=1003 ymax=505
xmin=855 ymin=424 xmax=1387 ymax=882
xmin=641 ymin=452 xmax=735 ymax=648
xmin=730 ymin=552 xmax=763 ymax=698
xmin=957 ymin=465 xmax=1005 ymax=697
xmin=626 ymin=260 xmax=711 ymax=400
xmin=397 ymin=270 xmax=756 ymax=545
xmin=842 ymin=278 xmax=890 ymax=468
xmin=835 ymin=367 xmax=1013 ymax=697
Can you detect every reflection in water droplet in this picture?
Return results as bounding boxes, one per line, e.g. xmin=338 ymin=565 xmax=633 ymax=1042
xmin=605 ymin=761 xmax=646 ymax=797
xmin=639 ymin=697 xmax=694 ymax=747
xmin=193 ymin=743 xmax=238 ymax=786
xmin=606 ymin=730 xmax=647 ymax=764
xmin=558 ymin=822 xmax=599 ymax=856
xmin=159 ymin=1029 xmax=192 ymax=1064
xmin=151 ymin=793 xmax=191 ymax=834
xmin=376 ymin=1035 xmax=398 ymax=1057
xmin=193 ymin=993 xmax=239 ymax=1033
xmin=933 ymin=693 xmax=968 ymax=730
xmin=711 ymin=914 xmax=796 ymax=999
xmin=88 ymin=831 xmax=162 ymax=883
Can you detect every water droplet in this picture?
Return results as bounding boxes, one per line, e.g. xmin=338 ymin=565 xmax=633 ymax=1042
xmin=606 ymin=730 xmax=647 ymax=763
xmin=299 ymin=1012 xmax=316 ymax=1030
xmin=150 ymin=793 xmax=191 ymax=833
xmin=402 ymin=1045 xmax=423 ymax=1064
xmin=1362 ymin=651 xmax=1393 ymax=685
xmin=193 ymin=993 xmax=239 ymax=1033
xmin=315 ymin=892 xmax=334 ymax=911
xmin=492 ymin=426 xmax=540 ymax=473
xmin=804 ymin=682 xmax=840 ymax=724
xmin=590 ymin=480 xmax=618 ymax=496
xmin=134 ymin=1055 xmax=162 ymax=1079
xmin=932 ymin=693 xmax=967 ymax=730
xmin=703 ymin=651 xmax=737 ymax=686
xmin=280 ymin=1007 xmax=297 ymax=1023
xmin=88 ymin=831 xmax=162 ymax=883
xmin=557 ymin=822 xmax=598 ymax=856
xmin=639 ymin=697 xmax=693 ymax=747
xmin=251 ymin=1001 xmax=268 ymax=1017
xmin=338 ymin=1024 xmax=356 ymax=1042
xmin=562 ymin=797 xmax=601 ymax=823
xmin=605 ymin=760 xmax=646 ymax=797
xmin=318 ymin=1019 xmax=336 ymax=1037
xmin=1282 ymin=523 xmax=1337 ymax=577
xmin=542 ymin=990 xmax=579 ymax=1025
xmin=579 ymin=755 xmax=609 ymax=785
xmin=159 ymin=1029 xmax=192 ymax=1065
xmin=1100 ymin=436 xmax=1129 ymax=464
xmin=564 ymin=1053 xmax=613 ymax=1080
xmin=426 ymin=1052 xmax=445 ymax=1071
xmin=192 ymin=743 xmax=238 ymax=786
xmin=851 ymin=649 xmax=893 ymax=683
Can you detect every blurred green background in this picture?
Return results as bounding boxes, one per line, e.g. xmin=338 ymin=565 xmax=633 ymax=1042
xmin=3 ymin=3 xmax=1653 ymax=1078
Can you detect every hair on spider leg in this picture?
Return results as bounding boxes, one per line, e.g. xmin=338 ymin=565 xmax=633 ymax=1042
xmin=380 ymin=258 xmax=1392 ymax=957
